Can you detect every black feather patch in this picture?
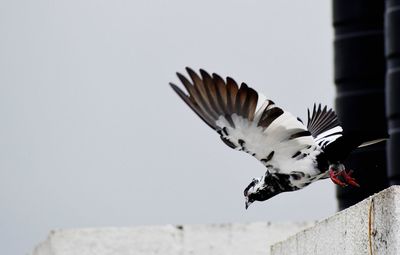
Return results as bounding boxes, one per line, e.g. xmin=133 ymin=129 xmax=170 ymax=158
xmin=220 ymin=136 xmax=236 ymax=149
xmin=307 ymin=104 xmax=340 ymax=138
xmin=288 ymin=130 xmax=312 ymax=140
xmin=292 ymin=151 xmax=301 ymax=158
xmin=261 ymin=151 xmax=275 ymax=163
xmin=258 ymin=107 xmax=284 ymax=128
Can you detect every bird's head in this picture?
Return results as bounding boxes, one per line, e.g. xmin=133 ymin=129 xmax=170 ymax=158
xmin=243 ymin=171 xmax=284 ymax=209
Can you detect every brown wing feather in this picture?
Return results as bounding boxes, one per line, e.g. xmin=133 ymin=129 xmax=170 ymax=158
xmin=171 ymin=68 xmax=261 ymax=130
xmin=212 ymin=73 xmax=228 ymax=110
xmin=187 ymin=68 xmax=219 ymax=120
xmin=176 ymin=72 xmax=216 ymax=124
xmin=200 ymin=69 xmax=223 ymax=116
xmin=212 ymin=73 xmax=235 ymax=126
xmin=169 ymin=83 xmax=216 ymax=129
xmin=226 ymin=77 xmax=238 ymax=116
xmin=235 ymin=83 xmax=248 ymax=118
xmin=243 ymin=87 xmax=258 ymax=120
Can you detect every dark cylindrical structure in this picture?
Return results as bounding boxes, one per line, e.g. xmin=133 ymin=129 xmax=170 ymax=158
xmin=385 ymin=0 xmax=400 ymax=184
xmin=333 ymin=0 xmax=389 ymax=210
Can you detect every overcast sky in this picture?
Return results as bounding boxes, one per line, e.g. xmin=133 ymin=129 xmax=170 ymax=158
xmin=0 ymin=0 xmax=336 ymax=254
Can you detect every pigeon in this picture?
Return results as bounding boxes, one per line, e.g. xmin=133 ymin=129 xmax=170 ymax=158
xmin=170 ymin=68 xmax=386 ymax=209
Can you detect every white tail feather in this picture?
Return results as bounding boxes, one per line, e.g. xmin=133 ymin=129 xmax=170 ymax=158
xmin=358 ymin=138 xmax=387 ymax=148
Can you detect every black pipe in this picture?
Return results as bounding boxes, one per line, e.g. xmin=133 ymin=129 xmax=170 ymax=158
xmin=385 ymin=0 xmax=400 ymax=185
xmin=333 ymin=0 xmax=389 ymax=210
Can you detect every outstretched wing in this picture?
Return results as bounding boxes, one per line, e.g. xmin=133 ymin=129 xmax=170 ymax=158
xmin=307 ymin=104 xmax=343 ymax=149
xmin=306 ymin=104 xmax=388 ymax=162
xmin=170 ymin=68 xmax=321 ymax=175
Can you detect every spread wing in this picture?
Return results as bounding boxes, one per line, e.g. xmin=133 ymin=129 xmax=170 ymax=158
xmin=307 ymin=104 xmax=343 ymax=149
xmin=306 ymin=104 xmax=387 ymax=159
xmin=170 ymin=68 xmax=321 ymax=174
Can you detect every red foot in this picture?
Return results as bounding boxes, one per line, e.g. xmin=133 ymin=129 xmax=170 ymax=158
xmin=341 ymin=170 xmax=360 ymax=187
xmin=329 ymin=168 xmax=346 ymax=187
xmin=329 ymin=168 xmax=360 ymax=187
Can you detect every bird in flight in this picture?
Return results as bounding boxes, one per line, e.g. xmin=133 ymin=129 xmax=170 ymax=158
xmin=170 ymin=68 xmax=385 ymax=209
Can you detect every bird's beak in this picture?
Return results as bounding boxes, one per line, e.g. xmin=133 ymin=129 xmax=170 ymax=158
xmin=245 ymin=199 xmax=252 ymax=210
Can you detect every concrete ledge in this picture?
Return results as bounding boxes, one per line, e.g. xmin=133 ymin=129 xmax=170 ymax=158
xmin=271 ymin=186 xmax=400 ymax=255
xmin=33 ymin=222 xmax=314 ymax=255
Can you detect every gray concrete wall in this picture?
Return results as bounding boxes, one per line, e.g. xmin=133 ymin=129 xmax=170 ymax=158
xmin=34 ymin=187 xmax=400 ymax=255
xmin=33 ymin=222 xmax=313 ymax=255
xmin=271 ymin=186 xmax=400 ymax=255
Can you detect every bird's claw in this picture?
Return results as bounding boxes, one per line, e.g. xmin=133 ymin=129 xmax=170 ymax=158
xmin=341 ymin=170 xmax=360 ymax=187
xmin=329 ymin=169 xmax=347 ymax=187
xmin=329 ymin=168 xmax=360 ymax=187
